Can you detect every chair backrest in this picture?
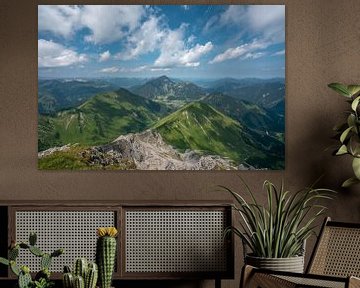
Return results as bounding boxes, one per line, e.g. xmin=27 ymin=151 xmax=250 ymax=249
xmin=307 ymin=217 xmax=360 ymax=277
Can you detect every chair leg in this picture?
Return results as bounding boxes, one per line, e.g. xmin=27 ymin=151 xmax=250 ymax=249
xmin=215 ymin=278 xmax=221 ymax=288
xmin=240 ymin=265 xmax=255 ymax=288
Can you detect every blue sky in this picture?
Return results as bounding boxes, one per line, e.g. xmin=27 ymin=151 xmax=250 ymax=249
xmin=38 ymin=5 xmax=285 ymax=79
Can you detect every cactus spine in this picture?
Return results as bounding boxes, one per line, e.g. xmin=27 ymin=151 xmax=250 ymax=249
xmin=96 ymin=227 xmax=118 ymax=288
xmin=18 ymin=269 xmax=32 ymax=288
xmin=74 ymin=275 xmax=85 ymax=288
xmin=63 ymin=272 xmax=74 ymax=288
xmin=74 ymin=258 xmax=88 ymax=279
xmin=85 ymin=262 xmax=98 ymax=288
xmin=63 ymin=260 xmax=98 ymax=288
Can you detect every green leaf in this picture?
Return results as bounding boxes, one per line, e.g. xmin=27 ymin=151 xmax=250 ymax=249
xmin=352 ymin=96 xmax=360 ymax=111
xmin=0 ymin=257 xmax=9 ymax=266
xmin=342 ymin=177 xmax=360 ymax=188
xmin=352 ymin=157 xmax=360 ymax=179
xmin=328 ymin=83 xmax=351 ymax=97
xmin=348 ymin=85 xmax=360 ymax=97
xmin=340 ymin=126 xmax=352 ymax=143
xmin=336 ymin=145 xmax=348 ymax=155
xmin=347 ymin=114 xmax=356 ymax=128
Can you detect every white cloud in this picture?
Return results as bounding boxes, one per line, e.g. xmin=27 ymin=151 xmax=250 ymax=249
xmin=116 ymin=16 xmax=166 ymax=60
xmin=100 ymin=67 xmax=119 ymax=73
xmin=209 ymin=40 xmax=268 ymax=64
xmin=81 ymin=5 xmax=145 ymax=44
xmin=99 ymin=50 xmax=111 ymax=62
xmin=122 ymin=65 xmax=148 ymax=73
xmin=38 ymin=39 xmax=87 ymax=68
xmin=154 ymin=25 xmax=213 ymax=68
xmin=150 ymin=67 xmax=171 ymax=72
xmin=38 ymin=5 xmax=82 ymax=38
xmin=243 ymin=52 xmax=265 ymax=60
xmin=204 ymin=5 xmax=285 ymax=44
xmin=272 ymin=49 xmax=285 ymax=56
xmin=246 ymin=5 xmax=285 ymax=43
xmin=39 ymin=5 xmax=146 ymax=44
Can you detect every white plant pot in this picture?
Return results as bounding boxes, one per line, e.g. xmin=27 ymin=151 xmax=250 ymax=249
xmin=245 ymin=254 xmax=305 ymax=273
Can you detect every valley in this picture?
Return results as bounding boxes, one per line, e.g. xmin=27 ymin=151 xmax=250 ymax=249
xmin=38 ymin=76 xmax=285 ymax=170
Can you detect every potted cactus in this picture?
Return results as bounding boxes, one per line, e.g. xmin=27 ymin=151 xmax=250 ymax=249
xmin=62 ymin=258 xmax=98 ymax=288
xmin=0 ymin=232 xmax=63 ymax=288
xmin=96 ymin=227 xmax=118 ymax=288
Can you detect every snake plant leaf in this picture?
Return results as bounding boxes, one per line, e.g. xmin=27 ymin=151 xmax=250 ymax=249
xmin=352 ymin=157 xmax=360 ymax=179
xmin=336 ymin=144 xmax=348 ymax=155
xmin=328 ymin=83 xmax=351 ymax=97
xmin=347 ymin=85 xmax=360 ymax=97
xmin=351 ymin=96 xmax=360 ymax=111
xmin=342 ymin=177 xmax=360 ymax=188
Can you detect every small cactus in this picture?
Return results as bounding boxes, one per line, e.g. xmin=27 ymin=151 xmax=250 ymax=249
xmin=29 ymin=233 xmax=37 ymax=246
xmin=74 ymin=258 xmax=88 ymax=279
xmin=18 ymin=269 xmax=32 ymax=288
xmin=74 ymin=275 xmax=85 ymax=288
xmin=0 ymin=232 xmax=63 ymax=288
xmin=63 ymin=272 xmax=74 ymax=288
xmin=41 ymin=253 xmax=52 ymax=270
xmin=29 ymin=245 xmax=44 ymax=257
xmin=85 ymin=263 xmax=98 ymax=288
xmin=63 ymin=259 xmax=98 ymax=288
xmin=96 ymin=227 xmax=118 ymax=288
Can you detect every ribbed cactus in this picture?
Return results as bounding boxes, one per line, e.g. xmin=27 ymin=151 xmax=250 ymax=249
xmin=63 ymin=260 xmax=98 ymax=288
xmin=96 ymin=227 xmax=118 ymax=288
xmin=63 ymin=272 xmax=74 ymax=288
xmin=74 ymin=258 xmax=88 ymax=279
xmin=74 ymin=275 xmax=85 ymax=288
xmin=85 ymin=262 xmax=98 ymax=288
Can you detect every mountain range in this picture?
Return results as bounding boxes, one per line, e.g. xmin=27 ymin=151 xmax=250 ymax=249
xmin=38 ymin=76 xmax=285 ymax=170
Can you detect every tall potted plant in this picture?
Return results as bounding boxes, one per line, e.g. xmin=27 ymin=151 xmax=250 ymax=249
xmin=222 ymin=179 xmax=334 ymax=273
xmin=328 ymin=83 xmax=360 ymax=187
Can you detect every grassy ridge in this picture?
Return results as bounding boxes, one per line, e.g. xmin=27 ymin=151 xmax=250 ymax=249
xmin=39 ymin=89 xmax=165 ymax=151
xmin=153 ymin=102 xmax=277 ymax=167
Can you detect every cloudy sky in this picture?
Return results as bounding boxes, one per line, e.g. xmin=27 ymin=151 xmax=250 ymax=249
xmin=38 ymin=5 xmax=285 ymax=79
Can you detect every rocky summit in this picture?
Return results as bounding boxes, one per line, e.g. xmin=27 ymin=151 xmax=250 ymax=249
xmin=93 ymin=130 xmax=237 ymax=170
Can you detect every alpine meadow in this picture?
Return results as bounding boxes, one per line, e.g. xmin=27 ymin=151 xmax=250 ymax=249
xmin=38 ymin=5 xmax=285 ymax=170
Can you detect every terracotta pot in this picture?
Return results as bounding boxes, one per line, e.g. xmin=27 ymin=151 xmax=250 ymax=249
xmin=245 ymin=254 xmax=305 ymax=273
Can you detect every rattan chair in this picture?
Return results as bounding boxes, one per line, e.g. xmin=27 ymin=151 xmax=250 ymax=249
xmin=241 ymin=217 xmax=360 ymax=288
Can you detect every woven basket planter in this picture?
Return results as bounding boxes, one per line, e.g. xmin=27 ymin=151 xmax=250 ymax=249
xmin=245 ymin=254 xmax=305 ymax=273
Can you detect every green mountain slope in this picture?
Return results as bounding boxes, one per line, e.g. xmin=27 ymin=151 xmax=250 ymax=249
xmin=153 ymin=102 xmax=284 ymax=169
xmin=201 ymin=93 xmax=284 ymax=133
xmin=39 ymin=88 xmax=166 ymax=151
xmin=38 ymin=79 xmax=118 ymax=114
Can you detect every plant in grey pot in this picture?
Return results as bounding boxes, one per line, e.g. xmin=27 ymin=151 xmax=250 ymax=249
xmin=222 ymin=179 xmax=334 ymax=273
xmin=328 ymin=83 xmax=360 ymax=187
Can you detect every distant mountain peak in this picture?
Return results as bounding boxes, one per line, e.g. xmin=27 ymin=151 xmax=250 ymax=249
xmin=131 ymin=76 xmax=204 ymax=102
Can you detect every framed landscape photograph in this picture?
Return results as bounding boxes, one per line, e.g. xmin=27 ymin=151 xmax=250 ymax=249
xmin=38 ymin=5 xmax=285 ymax=170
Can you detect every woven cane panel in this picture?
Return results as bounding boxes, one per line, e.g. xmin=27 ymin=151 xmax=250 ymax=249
xmin=277 ymin=275 xmax=345 ymax=288
xmin=15 ymin=211 xmax=115 ymax=272
xmin=125 ymin=210 xmax=227 ymax=273
xmin=310 ymin=226 xmax=360 ymax=277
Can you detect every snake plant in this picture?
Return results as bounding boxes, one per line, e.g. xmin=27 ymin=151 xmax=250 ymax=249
xmin=328 ymin=83 xmax=360 ymax=187
xmin=222 ymin=179 xmax=335 ymax=258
